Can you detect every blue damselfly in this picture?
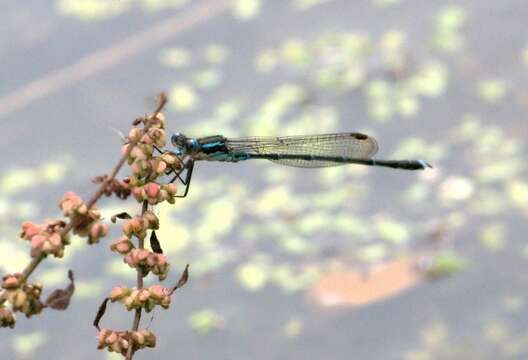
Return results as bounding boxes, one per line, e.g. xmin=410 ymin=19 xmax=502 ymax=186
xmin=165 ymin=132 xmax=431 ymax=197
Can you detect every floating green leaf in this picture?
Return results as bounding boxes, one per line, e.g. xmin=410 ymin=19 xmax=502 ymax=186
xmin=236 ymin=258 xmax=270 ymax=291
xmin=12 ymin=332 xmax=47 ymax=356
xmin=477 ymin=79 xmax=507 ymax=103
xmin=421 ymin=321 xmax=448 ymax=347
xmin=372 ymin=0 xmax=403 ymax=8
xmin=255 ymin=50 xmax=279 ymax=72
xmin=169 ymin=83 xmax=199 ymax=112
xmin=479 ymin=223 xmax=506 ymax=251
xmin=0 ymin=239 xmax=30 ymax=273
xmin=76 ymin=279 xmax=104 ymax=299
xmin=193 ymin=68 xmax=223 ymax=89
xmin=376 ymin=218 xmax=410 ymax=245
xmin=358 ymin=243 xmax=387 ymax=262
xmin=203 ymin=44 xmax=229 ymax=64
xmin=141 ymin=0 xmax=189 ymax=12
xmin=506 ymin=180 xmax=528 ymax=210
xmin=56 ymin=0 xmax=129 ymax=21
xmin=232 ymin=0 xmax=261 ymax=20
xmin=425 ymin=252 xmax=467 ymax=278
xmin=283 ymin=317 xmax=303 ymax=337
xmin=433 ymin=5 xmax=467 ymax=52
xmin=188 ymin=309 xmax=222 ymax=334
xmin=159 ymin=48 xmax=192 ymax=68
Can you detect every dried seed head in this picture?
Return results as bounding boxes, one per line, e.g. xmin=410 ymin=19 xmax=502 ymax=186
xmin=128 ymin=127 xmax=142 ymax=142
xmin=110 ymin=286 xmax=131 ymax=302
xmin=110 ymin=236 xmax=134 ymax=255
xmin=0 ymin=306 xmax=15 ymax=328
xmin=2 ymin=274 xmax=22 ymax=290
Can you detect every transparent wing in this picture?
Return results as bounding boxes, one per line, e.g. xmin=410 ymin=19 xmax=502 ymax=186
xmin=226 ymin=133 xmax=378 ymax=168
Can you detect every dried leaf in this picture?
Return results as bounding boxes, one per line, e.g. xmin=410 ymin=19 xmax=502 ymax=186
xmin=154 ymin=92 xmax=168 ymax=114
xmin=45 ymin=270 xmax=75 ymax=310
xmin=149 ymin=231 xmax=163 ymax=254
xmin=93 ymin=297 xmax=110 ymax=330
xmin=170 ymin=264 xmax=190 ymax=294
xmin=111 ymin=212 xmax=132 ymax=223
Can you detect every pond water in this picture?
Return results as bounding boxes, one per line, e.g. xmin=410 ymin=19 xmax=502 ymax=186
xmin=1 ymin=1 xmax=528 ymax=359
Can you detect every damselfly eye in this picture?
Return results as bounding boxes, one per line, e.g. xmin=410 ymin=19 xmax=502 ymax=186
xmin=171 ymin=133 xmax=187 ymax=147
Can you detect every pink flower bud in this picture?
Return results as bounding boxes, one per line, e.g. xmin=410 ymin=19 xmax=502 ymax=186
xmin=121 ymin=143 xmax=130 ymax=155
xmin=14 ymin=290 xmax=28 ymax=308
xmin=128 ymin=127 xmax=142 ymax=142
xmin=154 ymin=134 xmax=166 ymax=148
xmin=110 ymin=341 xmax=122 ymax=353
xmin=21 ymin=221 xmax=41 ymax=239
xmin=42 ymin=240 xmax=56 ymax=254
xmin=124 ymin=297 xmax=135 ymax=310
xmin=110 ymin=286 xmax=130 ymax=301
xmin=153 ymin=112 xmax=166 ymax=127
xmin=166 ymin=183 xmax=177 ymax=196
xmin=111 ymin=236 xmax=134 ymax=254
xmin=130 ymin=146 xmax=145 ymax=160
xmin=132 ymin=331 xmax=145 ymax=345
xmin=145 ymin=183 xmax=160 ymax=198
xmin=106 ymin=332 xmax=118 ymax=345
xmin=148 ymin=285 xmax=166 ymax=300
xmin=0 ymin=307 xmax=15 ymax=328
xmin=137 ymin=249 xmax=150 ymax=261
xmin=97 ymin=329 xmax=111 ymax=344
xmin=48 ymin=233 xmax=62 ymax=247
xmin=154 ymin=159 xmax=167 ymax=174
xmin=31 ymin=235 xmax=46 ymax=249
xmin=138 ymin=289 xmax=150 ymax=302
xmin=119 ymin=338 xmax=129 ymax=351
xmin=141 ymin=144 xmax=154 ymax=156
xmin=158 ymin=189 xmax=169 ymax=201
xmin=140 ymin=133 xmax=153 ymax=145
xmin=89 ymin=222 xmax=108 ymax=241
xmin=161 ymin=152 xmax=178 ymax=165
xmin=160 ymin=296 xmax=171 ymax=308
xmin=122 ymin=221 xmax=133 ymax=236
xmin=77 ymin=204 xmax=88 ymax=215
xmin=124 ymin=254 xmax=134 ymax=267
xmin=157 ymin=254 xmax=167 ymax=266
xmin=130 ymin=217 xmax=144 ymax=232
xmin=131 ymin=187 xmax=144 ymax=201
xmin=143 ymin=211 xmax=159 ymax=229
xmin=2 ymin=274 xmax=21 ymax=289
xmin=130 ymin=162 xmax=142 ymax=175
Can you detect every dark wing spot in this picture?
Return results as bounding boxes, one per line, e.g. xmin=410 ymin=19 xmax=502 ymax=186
xmin=351 ymin=133 xmax=369 ymax=140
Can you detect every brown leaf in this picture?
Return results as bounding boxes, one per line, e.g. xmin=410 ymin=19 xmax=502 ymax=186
xmin=45 ymin=270 xmax=75 ymax=310
xmin=170 ymin=264 xmax=189 ymax=295
xmin=111 ymin=212 xmax=132 ymax=223
xmin=149 ymin=231 xmax=163 ymax=254
xmin=93 ymin=297 xmax=110 ymax=330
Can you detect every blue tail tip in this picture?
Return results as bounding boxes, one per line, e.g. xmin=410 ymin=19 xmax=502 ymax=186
xmin=418 ymin=160 xmax=433 ymax=169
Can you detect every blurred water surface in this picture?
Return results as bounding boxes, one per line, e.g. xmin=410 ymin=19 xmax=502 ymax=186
xmin=1 ymin=1 xmax=528 ymax=359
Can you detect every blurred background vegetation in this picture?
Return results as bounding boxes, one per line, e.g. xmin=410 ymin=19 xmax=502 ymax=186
xmin=1 ymin=0 xmax=528 ymax=359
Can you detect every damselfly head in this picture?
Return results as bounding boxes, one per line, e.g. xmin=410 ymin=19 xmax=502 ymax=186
xmin=171 ymin=133 xmax=188 ymax=154
xmin=171 ymin=133 xmax=188 ymax=146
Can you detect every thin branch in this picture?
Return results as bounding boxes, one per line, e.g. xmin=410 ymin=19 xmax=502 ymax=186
xmin=125 ymin=200 xmax=149 ymax=360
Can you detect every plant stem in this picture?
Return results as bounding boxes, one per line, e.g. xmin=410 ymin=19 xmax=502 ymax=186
xmin=125 ymin=200 xmax=149 ymax=360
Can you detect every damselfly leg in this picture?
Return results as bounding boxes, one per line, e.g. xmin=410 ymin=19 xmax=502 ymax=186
xmin=153 ymin=145 xmax=194 ymax=198
xmin=170 ymin=159 xmax=194 ymax=198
